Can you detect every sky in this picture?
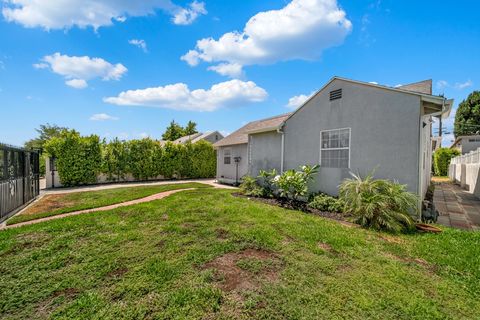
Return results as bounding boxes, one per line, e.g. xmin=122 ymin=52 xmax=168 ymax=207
xmin=0 ymin=0 xmax=479 ymax=146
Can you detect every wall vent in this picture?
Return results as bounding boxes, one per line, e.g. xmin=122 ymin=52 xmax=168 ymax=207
xmin=329 ymin=89 xmax=342 ymax=101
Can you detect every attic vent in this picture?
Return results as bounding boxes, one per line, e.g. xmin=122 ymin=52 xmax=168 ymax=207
xmin=329 ymin=89 xmax=342 ymax=101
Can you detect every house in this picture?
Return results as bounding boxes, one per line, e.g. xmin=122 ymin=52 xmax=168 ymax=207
xmin=214 ymin=76 xmax=453 ymax=202
xmin=450 ymin=135 xmax=480 ymax=154
xmin=213 ymin=113 xmax=291 ymax=185
xmin=173 ymin=131 xmax=224 ymax=144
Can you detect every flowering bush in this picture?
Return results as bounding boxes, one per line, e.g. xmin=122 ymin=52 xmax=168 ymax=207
xmin=274 ymin=165 xmax=319 ymax=202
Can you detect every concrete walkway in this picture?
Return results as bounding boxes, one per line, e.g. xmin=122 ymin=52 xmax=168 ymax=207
xmin=433 ymin=182 xmax=480 ymax=231
xmin=2 ymin=188 xmax=197 ymax=230
xmin=41 ymin=179 xmax=237 ymax=195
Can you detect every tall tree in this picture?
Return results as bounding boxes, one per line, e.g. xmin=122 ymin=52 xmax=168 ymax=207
xmin=454 ymin=91 xmax=480 ymax=137
xmin=162 ymin=120 xmax=185 ymax=141
xmin=184 ymin=121 xmax=198 ymax=136
xmin=24 ymin=123 xmax=68 ymax=150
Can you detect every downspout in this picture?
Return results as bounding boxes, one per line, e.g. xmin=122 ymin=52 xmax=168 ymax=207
xmin=278 ymin=126 xmax=285 ymax=173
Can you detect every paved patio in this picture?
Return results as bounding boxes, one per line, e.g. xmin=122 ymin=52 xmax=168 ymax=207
xmin=433 ymin=182 xmax=480 ymax=231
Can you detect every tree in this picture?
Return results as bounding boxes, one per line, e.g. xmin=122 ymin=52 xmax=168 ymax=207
xmin=161 ymin=120 xmax=185 ymax=141
xmin=24 ymin=123 xmax=68 ymax=176
xmin=24 ymin=123 xmax=68 ymax=150
xmin=454 ymin=91 xmax=480 ymax=137
xmin=184 ymin=121 xmax=198 ymax=136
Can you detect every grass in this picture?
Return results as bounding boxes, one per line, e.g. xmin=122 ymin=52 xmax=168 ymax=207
xmin=0 ymin=188 xmax=479 ymax=319
xmin=6 ymin=183 xmax=210 ymax=225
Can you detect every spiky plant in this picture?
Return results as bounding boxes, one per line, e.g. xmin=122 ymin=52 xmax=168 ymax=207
xmin=339 ymin=172 xmax=418 ymax=233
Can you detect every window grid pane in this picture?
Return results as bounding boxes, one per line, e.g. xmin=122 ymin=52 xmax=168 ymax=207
xmin=321 ymin=129 xmax=350 ymax=168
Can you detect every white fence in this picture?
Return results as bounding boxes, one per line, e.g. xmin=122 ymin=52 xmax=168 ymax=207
xmin=449 ymin=147 xmax=480 ymax=197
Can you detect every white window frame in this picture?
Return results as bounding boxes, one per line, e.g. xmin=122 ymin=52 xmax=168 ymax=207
xmin=319 ymin=127 xmax=351 ymax=168
xmin=224 ymin=148 xmax=232 ymax=165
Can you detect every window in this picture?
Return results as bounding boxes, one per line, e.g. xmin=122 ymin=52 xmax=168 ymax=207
xmin=320 ymin=128 xmax=350 ymax=168
xmin=329 ymin=89 xmax=342 ymax=101
xmin=224 ymin=148 xmax=231 ymax=165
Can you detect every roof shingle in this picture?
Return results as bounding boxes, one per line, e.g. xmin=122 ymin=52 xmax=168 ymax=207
xmin=214 ymin=113 xmax=291 ymax=147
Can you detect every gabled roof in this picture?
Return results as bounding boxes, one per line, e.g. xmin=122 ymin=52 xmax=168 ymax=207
xmin=190 ymin=131 xmax=223 ymax=143
xmin=282 ymin=76 xmax=453 ymax=125
xmin=213 ymin=113 xmax=291 ymax=148
xmin=173 ymin=133 xmax=202 ymax=144
xmin=451 ymin=135 xmax=480 ymax=149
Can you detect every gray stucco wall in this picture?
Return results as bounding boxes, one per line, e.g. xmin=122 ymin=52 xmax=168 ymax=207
xmin=249 ymin=131 xmax=283 ymax=177
xmin=216 ymin=144 xmax=248 ymax=184
xmin=282 ymin=79 xmax=422 ymax=196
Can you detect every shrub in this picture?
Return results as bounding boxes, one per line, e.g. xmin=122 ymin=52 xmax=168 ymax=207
xmin=127 ymin=138 xmax=161 ymax=180
xmin=433 ymin=148 xmax=460 ymax=176
xmin=274 ymin=165 xmax=319 ymax=201
xmin=191 ymin=141 xmax=216 ymax=178
xmin=102 ymin=138 xmax=129 ymax=181
xmin=309 ymin=194 xmax=344 ymax=212
xmin=339 ymin=172 xmax=417 ymax=233
xmin=239 ymin=176 xmax=263 ymax=197
xmin=45 ymin=130 xmax=102 ymax=186
xmin=258 ymin=169 xmax=277 ymax=197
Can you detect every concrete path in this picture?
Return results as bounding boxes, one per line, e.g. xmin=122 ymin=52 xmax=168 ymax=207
xmin=433 ymin=182 xmax=480 ymax=231
xmin=41 ymin=178 xmax=236 ymax=195
xmin=2 ymin=188 xmax=198 ymax=230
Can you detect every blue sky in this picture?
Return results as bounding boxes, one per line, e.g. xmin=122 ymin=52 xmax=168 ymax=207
xmin=0 ymin=0 xmax=478 ymax=146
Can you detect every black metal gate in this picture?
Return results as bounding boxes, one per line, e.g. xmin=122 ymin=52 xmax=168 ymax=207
xmin=0 ymin=143 xmax=40 ymax=222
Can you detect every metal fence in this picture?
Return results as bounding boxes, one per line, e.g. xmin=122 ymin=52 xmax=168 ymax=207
xmin=450 ymin=147 xmax=480 ymax=165
xmin=0 ymin=143 xmax=40 ymax=222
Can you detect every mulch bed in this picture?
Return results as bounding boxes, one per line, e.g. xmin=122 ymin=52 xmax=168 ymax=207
xmin=232 ymin=193 xmax=350 ymax=223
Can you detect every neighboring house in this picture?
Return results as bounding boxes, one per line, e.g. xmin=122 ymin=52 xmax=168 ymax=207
xmin=215 ymin=76 xmax=453 ymax=203
xmin=450 ymin=135 xmax=480 ymax=154
xmin=173 ymin=131 xmax=224 ymax=144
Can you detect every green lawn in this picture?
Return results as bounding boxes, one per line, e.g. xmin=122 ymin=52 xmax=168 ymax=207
xmin=6 ymin=183 xmax=210 ymax=225
xmin=1 ymin=188 xmax=479 ymax=319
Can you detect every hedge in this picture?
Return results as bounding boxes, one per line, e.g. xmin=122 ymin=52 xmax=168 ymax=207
xmin=433 ymin=147 xmax=460 ymax=176
xmin=45 ymin=130 xmax=217 ymax=186
xmin=45 ymin=130 xmax=102 ymax=186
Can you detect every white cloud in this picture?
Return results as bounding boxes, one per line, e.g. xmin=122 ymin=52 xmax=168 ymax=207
xmin=90 ymin=113 xmax=119 ymax=121
xmin=2 ymin=0 xmax=206 ymax=30
xmin=455 ymin=80 xmax=473 ymax=90
xmin=138 ymin=132 xmax=150 ymax=138
xmin=172 ymin=1 xmax=207 ymax=25
xmin=35 ymin=52 xmax=127 ymax=89
xmin=182 ymin=0 xmax=352 ymax=76
xmin=369 ymin=81 xmax=378 ymax=85
xmin=65 ymin=79 xmax=88 ymax=89
xmin=207 ymin=63 xmax=244 ymax=78
xmin=436 ymin=79 xmax=473 ymax=91
xmin=129 ymin=39 xmax=148 ymax=52
xmin=104 ymin=79 xmax=268 ymax=112
xmin=286 ymin=92 xmax=314 ymax=109
xmin=436 ymin=80 xmax=449 ymax=90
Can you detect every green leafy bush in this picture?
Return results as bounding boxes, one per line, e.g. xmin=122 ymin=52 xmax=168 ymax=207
xmin=102 ymin=138 xmax=129 ymax=181
xmin=339 ymin=172 xmax=417 ymax=233
xmin=258 ymin=168 xmax=277 ymax=197
xmin=47 ymin=133 xmax=216 ymax=186
xmin=239 ymin=176 xmax=263 ymax=197
xmin=274 ymin=165 xmax=319 ymax=201
xmin=433 ymin=148 xmax=460 ymax=176
xmin=45 ymin=130 xmax=102 ymax=186
xmin=309 ymin=194 xmax=344 ymax=212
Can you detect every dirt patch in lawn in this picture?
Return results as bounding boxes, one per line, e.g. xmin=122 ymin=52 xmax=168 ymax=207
xmin=384 ymin=253 xmax=436 ymax=272
xmin=202 ymin=249 xmax=283 ymax=293
xmin=37 ymin=288 xmax=80 ymax=317
xmin=20 ymin=194 xmax=75 ymax=216
xmin=215 ymin=228 xmax=229 ymax=240
xmin=107 ymin=267 xmax=129 ymax=279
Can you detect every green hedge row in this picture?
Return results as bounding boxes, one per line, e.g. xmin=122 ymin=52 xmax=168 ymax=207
xmin=433 ymin=147 xmax=460 ymax=176
xmin=45 ymin=130 xmax=216 ymax=186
